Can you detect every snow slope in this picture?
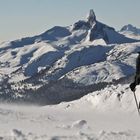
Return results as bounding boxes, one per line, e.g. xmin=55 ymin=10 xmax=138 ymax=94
xmin=0 ymin=84 xmax=140 ymax=140
xmin=64 ymin=42 xmax=140 ymax=85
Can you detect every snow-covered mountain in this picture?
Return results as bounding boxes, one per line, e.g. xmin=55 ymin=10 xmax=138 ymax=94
xmin=120 ymin=24 xmax=140 ymax=40
xmin=72 ymin=10 xmax=137 ymax=44
xmin=0 ymin=10 xmax=140 ymax=104
xmin=121 ymin=24 xmax=140 ymax=35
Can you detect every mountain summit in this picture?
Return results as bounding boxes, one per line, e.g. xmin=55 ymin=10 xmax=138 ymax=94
xmin=72 ymin=9 xmax=136 ymax=44
xmin=87 ymin=9 xmax=96 ymax=26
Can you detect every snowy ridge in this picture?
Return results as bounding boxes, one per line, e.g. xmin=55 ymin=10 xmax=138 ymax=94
xmin=64 ymin=42 xmax=139 ymax=85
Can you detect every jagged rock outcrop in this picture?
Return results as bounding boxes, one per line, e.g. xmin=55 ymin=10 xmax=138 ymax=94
xmin=72 ymin=9 xmax=135 ymax=43
xmin=87 ymin=9 xmax=96 ymax=27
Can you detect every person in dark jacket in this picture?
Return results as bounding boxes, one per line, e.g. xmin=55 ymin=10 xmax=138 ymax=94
xmin=130 ymin=52 xmax=140 ymax=92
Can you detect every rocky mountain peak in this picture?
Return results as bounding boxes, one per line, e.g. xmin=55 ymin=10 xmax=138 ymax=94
xmin=87 ymin=9 xmax=96 ymax=26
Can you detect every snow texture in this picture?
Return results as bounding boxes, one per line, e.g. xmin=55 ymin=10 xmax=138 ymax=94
xmin=0 ymin=84 xmax=140 ymax=139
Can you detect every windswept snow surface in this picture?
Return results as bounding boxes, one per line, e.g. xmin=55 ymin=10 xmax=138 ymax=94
xmin=0 ymin=84 xmax=140 ymax=139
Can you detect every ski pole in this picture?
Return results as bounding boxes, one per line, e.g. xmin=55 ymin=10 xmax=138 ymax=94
xmin=133 ymin=91 xmax=140 ymax=116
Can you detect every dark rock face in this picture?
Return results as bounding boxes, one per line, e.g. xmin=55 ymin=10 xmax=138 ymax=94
xmin=72 ymin=9 xmax=96 ymax=31
xmin=89 ymin=21 xmax=114 ymax=42
xmin=72 ymin=20 xmax=90 ymax=30
xmin=72 ymin=9 xmax=115 ymax=43
xmin=87 ymin=9 xmax=96 ymax=26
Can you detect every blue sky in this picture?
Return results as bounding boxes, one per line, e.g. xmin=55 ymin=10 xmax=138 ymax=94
xmin=0 ymin=0 xmax=139 ymax=42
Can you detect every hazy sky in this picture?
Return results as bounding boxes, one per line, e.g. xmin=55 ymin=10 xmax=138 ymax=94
xmin=0 ymin=0 xmax=139 ymax=42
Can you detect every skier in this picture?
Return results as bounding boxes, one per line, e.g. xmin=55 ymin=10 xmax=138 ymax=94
xmin=130 ymin=52 xmax=140 ymax=112
xmin=130 ymin=52 xmax=140 ymax=92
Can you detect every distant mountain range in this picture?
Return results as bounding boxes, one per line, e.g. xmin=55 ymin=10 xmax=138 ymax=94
xmin=0 ymin=10 xmax=140 ymax=104
xmin=120 ymin=24 xmax=140 ymax=35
